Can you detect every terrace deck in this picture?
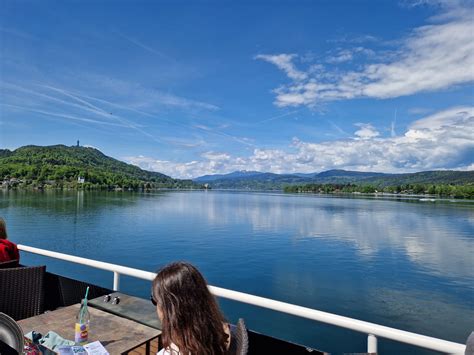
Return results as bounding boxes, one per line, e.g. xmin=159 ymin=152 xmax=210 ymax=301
xmin=2 ymin=267 xmax=328 ymax=354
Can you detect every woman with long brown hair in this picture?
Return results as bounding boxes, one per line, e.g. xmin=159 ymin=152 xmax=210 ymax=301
xmin=152 ymin=262 xmax=231 ymax=355
xmin=0 ymin=217 xmax=19 ymax=263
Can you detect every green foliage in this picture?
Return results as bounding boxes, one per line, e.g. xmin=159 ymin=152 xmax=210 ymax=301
xmin=0 ymin=149 xmax=12 ymax=159
xmin=363 ymin=171 xmax=474 ymax=186
xmin=284 ymin=183 xmax=474 ymax=199
xmin=0 ymin=145 xmax=201 ymax=190
xmin=201 ymin=170 xmax=473 ymax=190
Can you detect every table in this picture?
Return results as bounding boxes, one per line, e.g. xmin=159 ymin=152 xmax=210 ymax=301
xmin=89 ymin=292 xmax=161 ymax=330
xmin=18 ymin=304 xmax=161 ymax=355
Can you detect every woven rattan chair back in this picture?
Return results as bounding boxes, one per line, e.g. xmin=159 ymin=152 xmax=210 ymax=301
xmin=0 ymin=259 xmax=19 ymax=269
xmin=0 ymin=265 xmax=46 ymax=320
xmin=58 ymin=275 xmax=112 ymax=307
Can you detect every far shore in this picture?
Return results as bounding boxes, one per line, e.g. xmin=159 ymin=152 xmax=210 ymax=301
xmin=2 ymin=186 xmax=473 ymax=200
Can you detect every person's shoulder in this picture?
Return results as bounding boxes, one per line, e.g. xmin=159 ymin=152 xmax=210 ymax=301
xmin=0 ymin=239 xmax=17 ymax=247
xmin=157 ymin=348 xmax=170 ymax=355
xmin=157 ymin=343 xmax=180 ymax=355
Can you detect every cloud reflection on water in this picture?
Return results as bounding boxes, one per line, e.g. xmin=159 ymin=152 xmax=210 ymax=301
xmin=147 ymin=192 xmax=474 ymax=284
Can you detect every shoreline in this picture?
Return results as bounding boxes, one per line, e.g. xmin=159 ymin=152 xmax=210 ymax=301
xmin=2 ymin=186 xmax=473 ymax=200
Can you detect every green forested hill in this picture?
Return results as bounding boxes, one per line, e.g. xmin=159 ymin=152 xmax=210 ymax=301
xmin=0 ymin=149 xmax=12 ymax=159
xmin=196 ymin=170 xmax=473 ymax=190
xmin=362 ymin=170 xmax=474 ymax=186
xmin=194 ymin=169 xmax=473 ymax=197
xmin=0 ymin=145 xmax=196 ymax=189
xmin=283 ymin=171 xmax=474 ymax=198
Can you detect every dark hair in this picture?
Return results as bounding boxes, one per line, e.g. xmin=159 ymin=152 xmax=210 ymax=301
xmin=0 ymin=217 xmax=7 ymax=240
xmin=152 ymin=262 xmax=228 ymax=355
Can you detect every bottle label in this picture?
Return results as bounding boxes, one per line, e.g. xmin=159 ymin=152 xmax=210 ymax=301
xmin=75 ymin=322 xmax=89 ymax=343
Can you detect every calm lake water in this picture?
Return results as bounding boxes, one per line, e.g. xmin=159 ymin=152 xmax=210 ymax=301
xmin=1 ymin=190 xmax=473 ymax=354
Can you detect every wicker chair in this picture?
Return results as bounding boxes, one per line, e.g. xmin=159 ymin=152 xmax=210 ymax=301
xmin=0 ymin=259 xmax=19 ymax=269
xmin=58 ymin=275 xmax=112 ymax=307
xmin=42 ymin=272 xmax=112 ymax=310
xmin=228 ymin=318 xmax=249 ymax=355
xmin=0 ymin=265 xmax=46 ymax=320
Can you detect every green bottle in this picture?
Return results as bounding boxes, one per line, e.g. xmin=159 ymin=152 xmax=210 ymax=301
xmin=75 ymin=287 xmax=90 ymax=344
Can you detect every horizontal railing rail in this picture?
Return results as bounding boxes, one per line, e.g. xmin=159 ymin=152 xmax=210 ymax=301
xmin=18 ymin=244 xmax=467 ymax=354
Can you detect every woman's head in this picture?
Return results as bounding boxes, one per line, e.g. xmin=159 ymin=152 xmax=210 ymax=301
xmin=0 ymin=217 xmax=7 ymax=240
xmin=152 ymin=262 xmax=228 ymax=355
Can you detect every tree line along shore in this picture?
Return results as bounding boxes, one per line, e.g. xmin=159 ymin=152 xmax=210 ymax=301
xmin=284 ymin=183 xmax=474 ymax=199
xmin=1 ymin=145 xmax=472 ymax=197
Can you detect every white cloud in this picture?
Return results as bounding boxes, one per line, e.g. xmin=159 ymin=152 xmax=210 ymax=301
xmin=255 ymin=54 xmax=308 ymax=81
xmin=125 ymin=152 xmax=246 ymax=179
xmin=400 ymin=0 xmax=453 ymax=9
xmin=324 ymin=47 xmax=375 ymax=64
xmin=125 ymin=106 xmax=474 ymax=178
xmin=256 ymin=5 xmax=474 ymax=107
xmin=200 ymin=151 xmax=232 ymax=161
xmin=354 ymin=123 xmax=380 ymax=139
xmin=409 ymin=106 xmax=473 ymax=129
xmin=326 ymin=49 xmax=353 ymax=64
xmin=362 ymin=15 xmax=474 ymax=98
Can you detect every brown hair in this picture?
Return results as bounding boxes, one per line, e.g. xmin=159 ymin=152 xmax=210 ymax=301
xmin=0 ymin=217 xmax=7 ymax=240
xmin=152 ymin=262 xmax=228 ymax=355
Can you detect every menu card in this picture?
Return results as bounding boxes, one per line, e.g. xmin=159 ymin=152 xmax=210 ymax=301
xmin=83 ymin=341 xmax=109 ymax=355
xmin=58 ymin=345 xmax=87 ymax=354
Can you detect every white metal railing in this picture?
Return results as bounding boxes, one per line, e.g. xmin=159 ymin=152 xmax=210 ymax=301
xmin=18 ymin=244 xmax=467 ymax=354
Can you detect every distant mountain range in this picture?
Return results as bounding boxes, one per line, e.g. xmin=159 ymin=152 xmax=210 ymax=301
xmin=1 ymin=144 xmax=472 ymax=191
xmin=193 ymin=169 xmax=474 ymax=189
xmin=195 ymin=169 xmax=387 ymax=183
xmin=194 ymin=170 xmax=262 ymax=182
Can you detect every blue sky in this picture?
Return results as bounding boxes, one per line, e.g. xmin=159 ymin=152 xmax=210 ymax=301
xmin=1 ymin=0 xmax=473 ymax=178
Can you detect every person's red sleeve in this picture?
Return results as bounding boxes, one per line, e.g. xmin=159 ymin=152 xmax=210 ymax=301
xmin=11 ymin=241 xmax=19 ymax=261
xmin=0 ymin=239 xmax=20 ymax=262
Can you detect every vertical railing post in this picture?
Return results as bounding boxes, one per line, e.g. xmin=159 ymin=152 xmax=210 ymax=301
xmin=368 ymin=334 xmax=378 ymax=354
xmin=113 ymin=271 xmax=120 ymax=291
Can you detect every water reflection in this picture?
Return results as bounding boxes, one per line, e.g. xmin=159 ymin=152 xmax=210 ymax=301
xmin=2 ymin=190 xmax=472 ymax=283
xmin=135 ymin=191 xmax=474 ymax=283
xmin=1 ymin=190 xmax=473 ymax=350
